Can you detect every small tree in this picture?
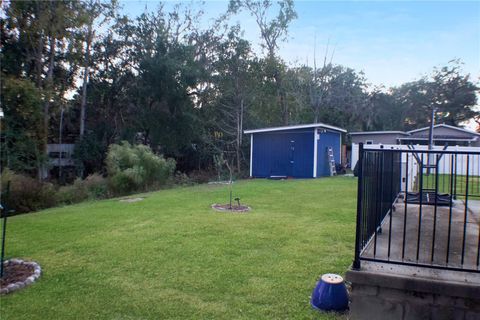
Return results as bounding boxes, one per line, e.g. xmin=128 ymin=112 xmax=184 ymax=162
xmin=213 ymin=152 xmax=236 ymax=208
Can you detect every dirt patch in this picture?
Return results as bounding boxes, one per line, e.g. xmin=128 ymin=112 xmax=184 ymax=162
xmin=0 ymin=263 xmax=34 ymax=287
xmin=211 ymin=204 xmax=251 ymax=213
xmin=119 ymin=197 xmax=144 ymax=203
xmin=1 ymin=259 xmax=41 ymax=294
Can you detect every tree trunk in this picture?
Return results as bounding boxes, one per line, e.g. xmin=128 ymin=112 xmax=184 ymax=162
xmin=40 ymin=36 xmax=56 ymax=180
xmin=80 ymin=23 xmax=93 ymax=138
xmin=35 ymin=36 xmax=44 ymax=88
xmin=33 ymin=1 xmax=44 ymax=89
xmin=274 ymin=71 xmax=288 ymax=125
xmin=280 ymin=89 xmax=288 ymax=125
xmin=235 ymin=98 xmax=244 ymax=174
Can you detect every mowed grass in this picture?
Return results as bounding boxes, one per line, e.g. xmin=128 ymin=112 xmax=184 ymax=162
xmin=422 ymin=174 xmax=480 ymax=197
xmin=1 ymin=177 xmax=357 ymax=320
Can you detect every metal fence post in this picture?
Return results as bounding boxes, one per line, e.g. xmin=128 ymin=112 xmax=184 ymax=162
xmin=353 ymin=143 xmax=364 ymax=270
xmin=0 ymin=181 xmax=10 ymax=278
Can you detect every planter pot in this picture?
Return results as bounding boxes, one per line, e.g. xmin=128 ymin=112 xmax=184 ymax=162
xmin=311 ymin=273 xmax=349 ymax=312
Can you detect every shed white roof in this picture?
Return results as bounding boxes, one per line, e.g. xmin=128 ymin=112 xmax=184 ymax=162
xmin=349 ymin=131 xmax=409 ymax=136
xmin=244 ymin=123 xmax=347 ymax=134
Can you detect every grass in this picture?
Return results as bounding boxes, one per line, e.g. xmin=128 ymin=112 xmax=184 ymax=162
xmin=421 ymin=174 xmax=480 ymax=197
xmin=1 ymin=177 xmax=357 ymax=320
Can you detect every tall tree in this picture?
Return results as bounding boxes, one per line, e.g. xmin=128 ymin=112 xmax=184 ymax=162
xmin=2 ymin=0 xmax=84 ymax=178
xmin=209 ymin=26 xmax=254 ymax=173
xmin=228 ymin=0 xmax=297 ymax=125
xmin=393 ymin=61 xmax=479 ymax=130
xmin=78 ymin=0 xmax=118 ymax=138
xmin=306 ymin=39 xmax=336 ymax=123
xmin=118 ymin=7 xmax=205 ymax=165
xmin=0 ymin=76 xmax=44 ymax=174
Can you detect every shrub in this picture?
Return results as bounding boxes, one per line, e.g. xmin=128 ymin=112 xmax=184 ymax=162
xmin=172 ymin=172 xmax=195 ymax=186
xmin=188 ymin=170 xmax=215 ymax=184
xmin=106 ymin=142 xmax=176 ymax=194
xmin=56 ymin=179 xmax=87 ymax=205
xmin=83 ymin=173 xmax=108 ymax=199
xmin=0 ymin=169 xmax=57 ymax=214
xmin=57 ymin=173 xmax=108 ymax=205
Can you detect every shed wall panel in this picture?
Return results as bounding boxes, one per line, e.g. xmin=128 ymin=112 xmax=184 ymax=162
xmin=317 ymin=131 xmax=341 ymax=177
xmin=252 ymin=129 xmax=314 ymax=178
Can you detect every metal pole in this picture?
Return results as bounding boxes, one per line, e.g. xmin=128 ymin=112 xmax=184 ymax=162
xmin=0 ymin=182 xmax=10 ymax=278
xmin=428 ymin=107 xmax=436 ymax=150
xmin=353 ymin=143 xmax=364 ymax=270
xmin=427 ymin=107 xmax=437 ymax=175
xmin=0 ymin=107 xmax=4 ymax=277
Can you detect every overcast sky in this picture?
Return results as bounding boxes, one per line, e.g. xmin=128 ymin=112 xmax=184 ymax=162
xmin=120 ymin=0 xmax=479 ymax=89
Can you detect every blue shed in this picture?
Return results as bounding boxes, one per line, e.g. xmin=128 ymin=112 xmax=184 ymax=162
xmin=245 ymin=123 xmax=346 ymax=178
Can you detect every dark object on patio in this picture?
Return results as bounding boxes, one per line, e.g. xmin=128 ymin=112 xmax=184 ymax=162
xmin=353 ymin=162 xmax=359 ymax=177
xmin=335 ymin=163 xmax=347 ymax=175
xmin=311 ymin=273 xmax=349 ymax=312
xmin=405 ymin=190 xmax=451 ymax=206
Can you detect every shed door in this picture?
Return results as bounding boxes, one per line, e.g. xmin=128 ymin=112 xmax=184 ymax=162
xmin=252 ymin=130 xmax=314 ymax=178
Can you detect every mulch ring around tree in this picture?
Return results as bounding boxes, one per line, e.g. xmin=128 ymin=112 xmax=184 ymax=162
xmin=0 ymin=259 xmax=41 ymax=295
xmin=211 ymin=204 xmax=251 ymax=213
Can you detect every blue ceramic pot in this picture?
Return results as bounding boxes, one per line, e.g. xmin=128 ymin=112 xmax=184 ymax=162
xmin=311 ymin=273 xmax=349 ymax=312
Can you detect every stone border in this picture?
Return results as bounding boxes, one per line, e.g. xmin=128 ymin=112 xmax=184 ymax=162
xmin=211 ymin=204 xmax=251 ymax=213
xmin=0 ymin=259 xmax=42 ymax=295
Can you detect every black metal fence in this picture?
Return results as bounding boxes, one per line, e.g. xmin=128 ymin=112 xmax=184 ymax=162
xmin=353 ymin=144 xmax=480 ymax=273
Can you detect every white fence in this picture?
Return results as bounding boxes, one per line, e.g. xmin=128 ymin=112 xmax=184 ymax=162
xmin=353 ymin=144 xmax=480 ymax=193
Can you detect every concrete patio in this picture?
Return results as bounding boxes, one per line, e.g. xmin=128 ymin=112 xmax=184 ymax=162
xmin=347 ymin=199 xmax=480 ymax=320
xmin=361 ymin=199 xmax=480 ymax=274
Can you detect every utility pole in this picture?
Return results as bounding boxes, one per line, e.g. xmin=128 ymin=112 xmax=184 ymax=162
xmin=427 ymin=107 xmax=437 ymax=175
xmin=428 ymin=107 xmax=437 ymax=150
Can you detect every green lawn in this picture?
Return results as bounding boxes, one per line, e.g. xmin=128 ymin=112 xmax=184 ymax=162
xmin=1 ymin=177 xmax=357 ymax=320
xmin=421 ymin=174 xmax=480 ymax=197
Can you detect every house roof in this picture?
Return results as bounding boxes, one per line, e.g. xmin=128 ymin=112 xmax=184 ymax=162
xmin=244 ymin=123 xmax=347 ymax=134
xmin=348 ymin=124 xmax=480 ymax=138
xmin=349 ymin=131 xmax=409 ymax=136
xmin=407 ymin=124 xmax=480 ymax=136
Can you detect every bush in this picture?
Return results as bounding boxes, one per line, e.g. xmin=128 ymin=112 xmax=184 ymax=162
xmin=83 ymin=173 xmax=108 ymax=199
xmin=106 ymin=142 xmax=176 ymax=194
xmin=0 ymin=169 xmax=57 ymax=214
xmin=56 ymin=180 xmax=87 ymax=205
xmin=188 ymin=170 xmax=215 ymax=184
xmin=172 ymin=172 xmax=195 ymax=186
xmin=57 ymin=173 xmax=108 ymax=205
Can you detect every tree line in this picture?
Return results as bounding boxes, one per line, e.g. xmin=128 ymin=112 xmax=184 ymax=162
xmin=1 ymin=0 xmax=479 ymax=180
